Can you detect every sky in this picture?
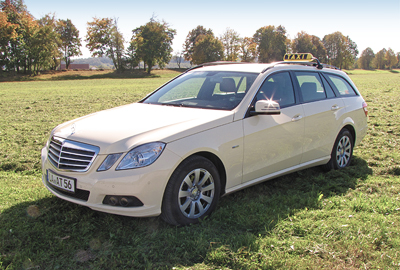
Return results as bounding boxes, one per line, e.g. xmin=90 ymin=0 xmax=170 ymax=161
xmin=24 ymin=0 xmax=400 ymax=59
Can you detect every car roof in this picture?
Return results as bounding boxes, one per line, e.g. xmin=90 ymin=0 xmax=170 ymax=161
xmin=188 ymin=62 xmax=348 ymax=77
xmin=188 ymin=63 xmax=272 ymax=73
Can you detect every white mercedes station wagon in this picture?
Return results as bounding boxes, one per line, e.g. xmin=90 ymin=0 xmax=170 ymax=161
xmin=41 ymin=54 xmax=368 ymax=226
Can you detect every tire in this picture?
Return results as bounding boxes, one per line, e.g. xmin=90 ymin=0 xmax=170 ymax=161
xmin=324 ymin=128 xmax=354 ymax=170
xmin=161 ymin=155 xmax=221 ymax=226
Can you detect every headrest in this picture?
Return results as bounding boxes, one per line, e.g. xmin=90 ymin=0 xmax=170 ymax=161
xmin=220 ymin=78 xmax=236 ymax=92
xmin=301 ymin=82 xmax=317 ymax=93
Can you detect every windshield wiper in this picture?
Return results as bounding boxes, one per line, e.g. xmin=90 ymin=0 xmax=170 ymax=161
xmin=159 ymin=103 xmax=184 ymax=107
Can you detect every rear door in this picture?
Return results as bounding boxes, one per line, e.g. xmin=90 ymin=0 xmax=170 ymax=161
xmin=293 ymin=71 xmax=346 ymax=163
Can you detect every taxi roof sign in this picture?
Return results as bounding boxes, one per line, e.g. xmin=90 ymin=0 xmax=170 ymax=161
xmin=284 ymin=53 xmax=314 ymax=61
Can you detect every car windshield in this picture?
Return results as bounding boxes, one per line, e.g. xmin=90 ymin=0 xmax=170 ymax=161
xmin=142 ymin=70 xmax=259 ymax=110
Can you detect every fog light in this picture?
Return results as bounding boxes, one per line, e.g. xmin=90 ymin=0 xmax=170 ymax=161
xmin=103 ymin=195 xmax=144 ymax=207
xmin=120 ymin=197 xmax=132 ymax=207
xmin=108 ymin=196 xmax=118 ymax=206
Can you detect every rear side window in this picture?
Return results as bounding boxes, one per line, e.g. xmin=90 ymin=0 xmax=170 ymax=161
xmin=325 ymin=74 xmax=357 ymax=96
xmin=321 ymin=75 xmax=336 ymax=98
xmin=294 ymin=72 xmax=327 ymax=103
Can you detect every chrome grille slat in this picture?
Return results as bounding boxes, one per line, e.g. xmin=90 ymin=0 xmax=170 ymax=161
xmin=60 ymin=156 xmax=92 ymax=162
xmin=48 ymin=148 xmax=61 ymax=158
xmin=51 ymin=141 xmax=61 ymax=150
xmin=62 ymin=147 xmax=94 ymax=156
xmin=60 ymin=150 xmax=93 ymax=158
xmin=59 ymin=159 xmax=90 ymax=166
xmin=48 ymin=152 xmax=59 ymax=165
xmin=58 ymin=163 xmax=87 ymax=169
xmin=47 ymin=136 xmax=100 ymax=172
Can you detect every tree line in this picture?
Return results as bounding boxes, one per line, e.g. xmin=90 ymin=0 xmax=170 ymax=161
xmin=358 ymin=47 xmax=399 ymax=70
xmin=1 ymin=0 xmax=399 ymax=75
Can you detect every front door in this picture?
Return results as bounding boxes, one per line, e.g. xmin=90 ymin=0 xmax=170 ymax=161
xmin=242 ymin=71 xmax=304 ymax=183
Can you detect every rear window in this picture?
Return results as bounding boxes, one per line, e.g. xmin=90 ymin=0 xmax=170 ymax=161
xmin=325 ymin=74 xmax=357 ymax=96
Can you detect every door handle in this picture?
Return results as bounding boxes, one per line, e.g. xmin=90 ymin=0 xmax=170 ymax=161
xmin=331 ymin=105 xmax=340 ymax=111
xmin=291 ymin=114 xmax=303 ymax=122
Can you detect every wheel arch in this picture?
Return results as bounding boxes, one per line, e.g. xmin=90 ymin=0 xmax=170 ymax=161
xmin=185 ymin=151 xmax=227 ymax=196
xmin=342 ymin=124 xmax=356 ymax=144
xmin=340 ymin=116 xmax=357 ymax=144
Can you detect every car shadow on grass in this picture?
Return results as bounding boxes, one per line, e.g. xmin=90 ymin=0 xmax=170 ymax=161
xmin=0 ymin=156 xmax=372 ymax=269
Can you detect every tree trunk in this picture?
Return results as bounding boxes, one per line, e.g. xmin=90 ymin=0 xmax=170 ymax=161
xmin=146 ymin=60 xmax=153 ymax=74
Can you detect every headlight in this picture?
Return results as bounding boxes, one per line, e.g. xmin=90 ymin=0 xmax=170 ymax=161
xmin=116 ymin=142 xmax=166 ymax=170
xmin=97 ymin=153 xmax=123 ymax=171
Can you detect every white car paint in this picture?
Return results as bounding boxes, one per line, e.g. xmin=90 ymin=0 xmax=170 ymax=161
xmin=41 ymin=61 xmax=368 ymax=222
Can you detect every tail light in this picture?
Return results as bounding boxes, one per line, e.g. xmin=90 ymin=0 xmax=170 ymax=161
xmin=362 ymin=102 xmax=368 ymax=117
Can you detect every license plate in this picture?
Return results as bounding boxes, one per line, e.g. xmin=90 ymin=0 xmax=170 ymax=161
xmin=47 ymin=170 xmax=76 ymax=193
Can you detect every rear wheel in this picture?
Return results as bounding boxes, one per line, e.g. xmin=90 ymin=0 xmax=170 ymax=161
xmin=324 ymin=128 xmax=353 ymax=170
xmin=161 ymin=156 xmax=221 ymax=226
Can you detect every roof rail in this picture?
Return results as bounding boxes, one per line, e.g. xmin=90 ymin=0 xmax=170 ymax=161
xmin=184 ymin=56 xmax=341 ymax=74
xmin=184 ymin=61 xmax=247 ymax=73
xmin=321 ymin=64 xmax=340 ymax=70
xmin=262 ymin=60 xmax=340 ymax=73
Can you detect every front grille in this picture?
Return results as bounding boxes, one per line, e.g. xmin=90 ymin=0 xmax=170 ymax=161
xmin=48 ymin=137 xmax=100 ymax=172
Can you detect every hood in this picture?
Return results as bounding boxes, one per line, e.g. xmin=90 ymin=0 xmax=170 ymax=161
xmin=53 ymin=103 xmax=234 ymax=154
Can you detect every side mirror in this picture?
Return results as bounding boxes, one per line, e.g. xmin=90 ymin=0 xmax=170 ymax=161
xmin=250 ymin=100 xmax=281 ymax=115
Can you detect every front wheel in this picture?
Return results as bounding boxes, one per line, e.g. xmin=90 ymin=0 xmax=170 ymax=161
xmin=324 ymin=128 xmax=354 ymax=170
xmin=161 ymin=156 xmax=221 ymax=226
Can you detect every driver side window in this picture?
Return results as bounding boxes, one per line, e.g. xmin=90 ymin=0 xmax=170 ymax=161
xmin=256 ymin=72 xmax=295 ymax=108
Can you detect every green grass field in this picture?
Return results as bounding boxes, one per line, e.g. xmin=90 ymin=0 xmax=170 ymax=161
xmin=0 ymin=69 xmax=399 ymax=269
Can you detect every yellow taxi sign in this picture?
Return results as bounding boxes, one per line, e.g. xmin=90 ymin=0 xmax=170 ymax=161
xmin=283 ymin=53 xmax=314 ymax=61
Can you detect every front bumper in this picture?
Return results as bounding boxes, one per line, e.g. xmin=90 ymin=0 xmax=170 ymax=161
xmin=41 ymin=146 xmax=181 ymax=217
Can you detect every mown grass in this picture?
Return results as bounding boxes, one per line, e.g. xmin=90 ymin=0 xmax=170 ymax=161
xmin=0 ymin=69 xmax=399 ymax=269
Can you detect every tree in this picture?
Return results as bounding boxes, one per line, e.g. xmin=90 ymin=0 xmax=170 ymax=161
xmin=130 ymin=17 xmax=176 ymax=74
xmin=1 ymin=0 xmax=36 ymax=72
xmin=311 ymin=36 xmax=328 ymax=63
xmin=30 ymin=14 xmax=61 ymax=73
xmin=172 ymin=50 xmax=183 ymax=68
xmin=292 ymin=31 xmax=314 ymax=53
xmin=56 ymin=19 xmax=81 ymax=69
xmin=0 ymin=0 xmax=27 ymax=13
xmin=125 ymin=41 xmax=139 ymax=70
xmin=323 ymin=32 xmax=358 ymax=69
xmin=239 ymin=37 xmax=257 ymax=62
xmin=253 ymin=25 xmax=287 ymax=63
xmin=358 ymin=47 xmax=374 ymax=69
xmin=220 ymin=28 xmax=240 ymax=61
xmin=397 ymin=52 xmax=400 ymax=68
xmin=183 ymin=25 xmax=213 ymax=64
xmin=342 ymin=36 xmax=358 ymax=69
xmin=1 ymin=1 xmax=80 ymax=74
xmin=385 ymin=48 xmax=398 ymax=70
xmin=0 ymin=10 xmax=18 ymax=71
xmin=191 ymin=33 xmax=224 ymax=65
xmin=85 ymin=17 xmax=125 ymax=70
xmin=38 ymin=14 xmax=62 ymax=70
xmin=14 ymin=8 xmax=39 ymax=73
xmin=110 ymin=19 xmax=125 ymax=71
xmin=291 ymin=31 xmax=327 ymax=62
xmin=373 ymin=48 xmax=387 ymax=69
